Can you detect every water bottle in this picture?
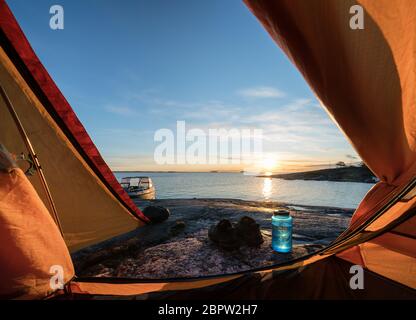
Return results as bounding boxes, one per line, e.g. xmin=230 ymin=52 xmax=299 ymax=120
xmin=272 ymin=209 xmax=293 ymax=253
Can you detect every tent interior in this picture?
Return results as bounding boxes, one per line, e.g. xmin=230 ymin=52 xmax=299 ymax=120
xmin=0 ymin=0 xmax=415 ymax=299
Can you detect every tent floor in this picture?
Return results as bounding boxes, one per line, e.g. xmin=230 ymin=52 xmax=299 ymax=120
xmin=143 ymin=257 xmax=416 ymax=300
xmin=65 ymin=257 xmax=415 ymax=300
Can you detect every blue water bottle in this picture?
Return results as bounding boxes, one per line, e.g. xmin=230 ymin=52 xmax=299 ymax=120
xmin=272 ymin=209 xmax=293 ymax=253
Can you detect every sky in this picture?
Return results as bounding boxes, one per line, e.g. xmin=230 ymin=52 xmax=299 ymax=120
xmin=7 ymin=0 xmax=359 ymax=172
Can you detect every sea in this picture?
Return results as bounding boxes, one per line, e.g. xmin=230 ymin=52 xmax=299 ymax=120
xmin=114 ymin=172 xmax=374 ymax=209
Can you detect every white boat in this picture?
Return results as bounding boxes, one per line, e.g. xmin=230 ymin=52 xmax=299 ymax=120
xmin=120 ymin=176 xmax=155 ymax=200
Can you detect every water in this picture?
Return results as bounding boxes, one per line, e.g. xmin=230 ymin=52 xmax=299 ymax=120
xmin=114 ymin=172 xmax=374 ymax=209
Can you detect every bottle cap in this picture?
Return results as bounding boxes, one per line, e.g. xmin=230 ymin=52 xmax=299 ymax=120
xmin=273 ymin=209 xmax=290 ymax=216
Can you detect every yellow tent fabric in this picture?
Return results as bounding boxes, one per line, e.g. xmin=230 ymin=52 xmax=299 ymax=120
xmin=0 ymin=48 xmax=143 ymax=252
xmin=0 ymin=0 xmax=146 ymax=252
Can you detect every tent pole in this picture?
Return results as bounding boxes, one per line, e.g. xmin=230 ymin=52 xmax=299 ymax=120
xmin=0 ymin=85 xmax=64 ymax=237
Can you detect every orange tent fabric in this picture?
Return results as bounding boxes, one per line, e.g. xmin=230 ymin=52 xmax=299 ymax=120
xmin=243 ymin=0 xmax=416 ymax=227
xmin=0 ymin=168 xmax=74 ymax=299
xmin=243 ymin=0 xmax=416 ymax=290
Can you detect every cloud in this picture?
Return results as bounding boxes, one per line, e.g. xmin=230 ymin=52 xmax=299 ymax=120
xmin=182 ymin=101 xmax=242 ymax=122
xmin=105 ymin=105 xmax=137 ymax=116
xmin=237 ymin=98 xmax=356 ymax=157
xmin=102 ymin=89 xmax=359 ymax=166
xmin=238 ymin=86 xmax=285 ymax=98
xmin=345 ymin=154 xmax=358 ymax=160
xmin=243 ymin=99 xmax=332 ymax=127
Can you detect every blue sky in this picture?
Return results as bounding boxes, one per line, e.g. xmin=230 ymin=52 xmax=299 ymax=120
xmin=7 ymin=0 xmax=359 ymax=171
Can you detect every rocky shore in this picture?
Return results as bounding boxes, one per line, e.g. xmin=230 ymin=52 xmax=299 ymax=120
xmin=75 ymin=198 xmax=354 ymax=279
xmin=262 ymin=165 xmax=377 ymax=183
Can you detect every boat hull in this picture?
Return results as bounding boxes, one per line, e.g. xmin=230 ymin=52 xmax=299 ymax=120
xmin=127 ymin=187 xmax=156 ymax=200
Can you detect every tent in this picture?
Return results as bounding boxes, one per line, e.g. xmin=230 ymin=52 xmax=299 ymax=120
xmin=0 ymin=0 xmax=415 ymax=299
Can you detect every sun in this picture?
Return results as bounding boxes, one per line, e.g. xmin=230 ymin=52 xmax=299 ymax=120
xmin=261 ymin=158 xmax=278 ymax=171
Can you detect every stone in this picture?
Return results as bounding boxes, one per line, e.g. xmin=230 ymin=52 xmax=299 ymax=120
xmin=170 ymin=220 xmax=186 ymax=236
xmin=143 ymin=205 xmax=170 ymax=224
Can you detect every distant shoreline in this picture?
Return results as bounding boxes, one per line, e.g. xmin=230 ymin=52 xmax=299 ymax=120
xmin=113 ymin=167 xmax=378 ymax=184
xmin=113 ymin=170 xmax=244 ymax=173
xmin=259 ymin=166 xmax=377 ymax=184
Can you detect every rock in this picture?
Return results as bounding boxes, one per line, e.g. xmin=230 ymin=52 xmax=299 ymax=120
xmin=78 ymin=250 xmax=109 ymax=271
xmin=110 ymin=246 xmax=124 ymax=256
xmin=82 ymin=263 xmax=113 ymax=277
xmin=102 ymin=259 xmax=121 ymax=269
xmin=143 ymin=206 xmax=170 ymax=224
xmin=170 ymin=220 xmax=186 ymax=237
xmin=124 ymin=238 xmax=141 ymax=255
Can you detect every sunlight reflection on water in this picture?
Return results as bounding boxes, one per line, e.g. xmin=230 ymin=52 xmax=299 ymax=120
xmin=262 ymin=178 xmax=272 ymax=199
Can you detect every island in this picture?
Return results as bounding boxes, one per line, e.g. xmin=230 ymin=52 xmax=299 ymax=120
xmin=260 ymin=164 xmax=377 ymax=183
